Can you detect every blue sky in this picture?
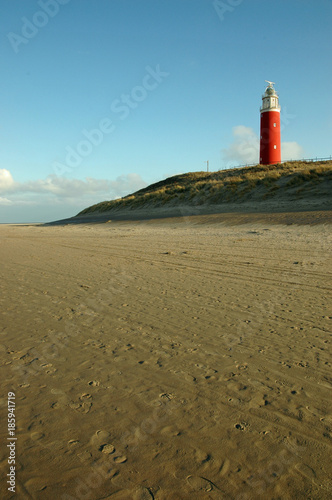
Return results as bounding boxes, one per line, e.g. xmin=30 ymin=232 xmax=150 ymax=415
xmin=0 ymin=0 xmax=331 ymax=222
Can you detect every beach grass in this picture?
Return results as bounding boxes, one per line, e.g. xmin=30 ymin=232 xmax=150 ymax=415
xmin=78 ymin=160 xmax=332 ymax=215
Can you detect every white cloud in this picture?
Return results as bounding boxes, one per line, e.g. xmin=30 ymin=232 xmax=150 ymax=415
xmin=281 ymin=142 xmax=305 ymax=161
xmin=0 ymin=171 xmax=146 ymax=198
xmin=0 ymin=169 xmax=15 ymax=190
xmin=222 ymin=126 xmax=259 ymax=166
xmin=0 ymin=197 xmax=13 ymax=206
xmin=0 ymin=171 xmax=147 ymax=223
xmin=107 ymin=173 xmax=147 ymax=198
xmin=222 ymin=126 xmax=305 ymax=166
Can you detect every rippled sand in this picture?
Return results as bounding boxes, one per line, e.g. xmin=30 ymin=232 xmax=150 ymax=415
xmin=0 ymin=212 xmax=331 ymax=499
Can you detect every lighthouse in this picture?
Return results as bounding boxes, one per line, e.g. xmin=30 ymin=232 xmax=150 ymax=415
xmin=260 ymin=81 xmax=281 ymax=165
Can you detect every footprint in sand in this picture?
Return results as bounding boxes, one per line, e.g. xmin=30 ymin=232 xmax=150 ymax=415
xmin=235 ymin=363 xmax=248 ymax=371
xmin=90 ymin=430 xmax=110 ymax=448
xmin=80 ymin=393 xmax=92 ymax=400
xmin=295 ymin=462 xmax=317 ymax=483
xmin=24 ymin=478 xmax=48 ymax=494
xmin=68 ymin=439 xmax=80 ymax=447
xmin=50 ymin=388 xmax=69 ymax=409
xmin=194 ymin=449 xmax=211 ymax=465
xmin=204 ymin=368 xmax=218 ymax=380
xmin=159 ymin=393 xmax=175 ymax=401
xmin=184 ymin=373 xmax=196 ymax=382
xmin=30 ymin=431 xmax=45 ymax=441
xmin=218 ymin=458 xmax=230 ymax=477
xmin=186 ymin=475 xmax=215 ymax=492
xmin=295 ymin=361 xmax=309 ymax=368
xmin=90 ymin=431 xmax=120 ymax=460
xmin=133 ymin=487 xmax=155 ymax=499
xmin=77 ymin=450 xmax=92 ymax=462
xmin=88 ymin=380 xmax=100 ymax=387
xmin=248 ymin=394 xmax=266 ymax=408
xmin=100 ymin=444 xmax=115 ymax=454
xmin=160 ymin=425 xmax=181 ymax=437
xmin=234 ymin=421 xmax=249 ymax=431
xmin=69 ymin=393 xmax=92 ymax=413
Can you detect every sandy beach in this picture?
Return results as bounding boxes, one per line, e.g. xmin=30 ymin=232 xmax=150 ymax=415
xmin=0 ymin=212 xmax=331 ymax=499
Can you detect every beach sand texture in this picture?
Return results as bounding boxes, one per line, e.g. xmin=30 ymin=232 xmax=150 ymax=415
xmin=0 ymin=213 xmax=331 ymax=499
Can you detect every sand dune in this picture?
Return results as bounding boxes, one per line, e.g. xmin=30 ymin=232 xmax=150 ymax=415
xmin=0 ymin=213 xmax=331 ymax=499
xmin=77 ymin=160 xmax=332 ymax=218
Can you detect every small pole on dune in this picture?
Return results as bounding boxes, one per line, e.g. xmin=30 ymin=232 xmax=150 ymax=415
xmin=205 ymin=160 xmax=209 ymax=173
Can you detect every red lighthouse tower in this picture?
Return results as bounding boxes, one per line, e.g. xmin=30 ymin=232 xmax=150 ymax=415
xmin=260 ymin=81 xmax=281 ymax=165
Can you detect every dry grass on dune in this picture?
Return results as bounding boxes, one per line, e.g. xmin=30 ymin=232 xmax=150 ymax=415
xmin=78 ymin=160 xmax=332 ymax=215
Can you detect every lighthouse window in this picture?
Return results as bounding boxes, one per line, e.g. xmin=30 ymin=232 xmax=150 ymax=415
xmin=273 ymin=123 xmax=277 ymax=127
xmin=274 ymin=145 xmax=277 ymax=149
